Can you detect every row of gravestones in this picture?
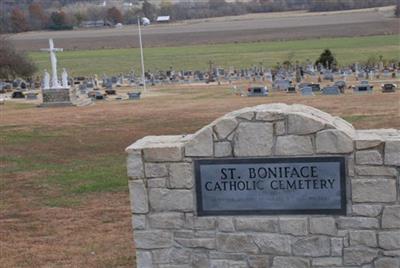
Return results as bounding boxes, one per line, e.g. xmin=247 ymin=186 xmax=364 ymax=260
xmin=94 ymin=67 xmax=399 ymax=87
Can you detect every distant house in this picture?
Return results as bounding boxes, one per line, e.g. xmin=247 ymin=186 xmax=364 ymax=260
xmin=81 ymin=20 xmax=105 ymax=28
xmin=156 ymin=16 xmax=170 ymax=23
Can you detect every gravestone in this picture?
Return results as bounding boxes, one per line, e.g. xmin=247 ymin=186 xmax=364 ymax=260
xmin=287 ymin=86 xmax=296 ymax=93
xmin=310 ymin=83 xmax=321 ymax=92
xmin=79 ymin=84 xmax=88 ymax=94
xmin=41 ymin=88 xmax=72 ymax=106
xmin=105 ymin=80 xmax=113 ymax=90
xmin=247 ymin=86 xmax=268 ymax=97
xmin=382 ymin=83 xmax=396 ymax=93
xmin=111 ymin=76 xmax=118 ymax=84
xmin=105 ymin=88 xmax=116 ymax=95
xmin=301 ymin=86 xmax=314 ymax=96
xmin=322 ymin=86 xmax=340 ymax=95
xmin=89 ymin=91 xmax=105 ymax=100
xmin=127 ymin=92 xmax=141 ymax=100
xmin=354 ymin=84 xmax=373 ymax=93
xmin=273 ymin=79 xmax=290 ymax=91
xmin=334 ymin=80 xmax=346 ymax=93
xmin=11 ymin=91 xmax=24 ymax=99
xmin=25 ymin=92 xmax=38 ymax=100
xmin=126 ymin=104 xmax=400 ymax=267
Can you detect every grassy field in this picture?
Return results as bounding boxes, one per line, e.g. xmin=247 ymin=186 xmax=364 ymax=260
xmin=1 ymin=83 xmax=400 ymax=266
xmin=29 ymin=35 xmax=400 ymax=77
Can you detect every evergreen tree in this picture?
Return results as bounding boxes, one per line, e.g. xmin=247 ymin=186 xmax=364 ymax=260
xmin=315 ymin=49 xmax=337 ymax=69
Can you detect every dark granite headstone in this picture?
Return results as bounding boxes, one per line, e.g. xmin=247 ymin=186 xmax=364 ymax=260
xmin=128 ymin=92 xmax=141 ymax=100
xmin=12 ymin=91 xmax=24 ymax=99
xmin=382 ymin=84 xmax=396 ymax=93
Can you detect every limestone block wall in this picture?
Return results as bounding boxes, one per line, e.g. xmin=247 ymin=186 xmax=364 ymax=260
xmin=126 ymin=103 xmax=400 ymax=268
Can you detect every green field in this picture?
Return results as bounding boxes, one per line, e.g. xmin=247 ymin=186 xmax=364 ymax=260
xmin=29 ymin=35 xmax=400 ymax=77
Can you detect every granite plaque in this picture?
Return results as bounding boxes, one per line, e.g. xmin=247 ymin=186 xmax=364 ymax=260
xmin=195 ymin=157 xmax=346 ymax=216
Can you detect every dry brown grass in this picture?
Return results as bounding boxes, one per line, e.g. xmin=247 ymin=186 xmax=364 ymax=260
xmin=0 ymin=84 xmax=399 ymax=267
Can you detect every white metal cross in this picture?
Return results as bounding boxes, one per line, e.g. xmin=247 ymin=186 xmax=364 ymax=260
xmin=40 ymin=38 xmax=63 ymax=88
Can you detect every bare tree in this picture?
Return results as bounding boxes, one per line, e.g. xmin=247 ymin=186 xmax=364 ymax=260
xmin=0 ymin=37 xmax=37 ymax=80
xmin=10 ymin=7 xmax=29 ymax=32
xmin=28 ymin=3 xmax=48 ymax=30
xmin=106 ymin=7 xmax=123 ymax=24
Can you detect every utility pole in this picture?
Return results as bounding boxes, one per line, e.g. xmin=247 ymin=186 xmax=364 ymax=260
xmin=138 ymin=17 xmax=146 ymax=91
xmin=208 ymin=60 xmax=214 ymax=83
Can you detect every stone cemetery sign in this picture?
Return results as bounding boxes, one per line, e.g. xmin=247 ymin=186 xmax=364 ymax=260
xmin=195 ymin=157 xmax=346 ymax=216
xmin=126 ymin=103 xmax=400 ymax=268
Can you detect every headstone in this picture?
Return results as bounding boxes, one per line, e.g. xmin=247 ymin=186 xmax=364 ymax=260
xmin=334 ymin=80 xmax=346 ymax=93
xmin=105 ymin=80 xmax=113 ymax=90
xmin=247 ymin=86 xmax=268 ymax=97
xmin=11 ymin=91 xmax=24 ymax=99
xmin=381 ymin=83 xmax=396 ymax=93
xmin=12 ymin=80 xmax=19 ymax=88
xmin=322 ymin=86 xmax=340 ymax=95
xmin=105 ymin=88 xmax=116 ymax=95
xmin=116 ymin=75 xmax=124 ymax=87
xmin=127 ymin=92 xmax=141 ymax=100
xmin=301 ymin=86 xmax=314 ymax=96
xmin=79 ymin=84 xmax=88 ymax=94
xmin=287 ymin=86 xmax=296 ymax=93
xmin=111 ymin=76 xmax=118 ymax=84
xmin=274 ymin=79 xmax=290 ymax=91
xmin=353 ymin=82 xmax=373 ymax=93
xmin=0 ymin=84 xmax=5 ymax=94
xmin=86 ymin=81 xmax=94 ymax=89
xmin=383 ymin=70 xmax=390 ymax=77
xmin=25 ymin=92 xmax=38 ymax=100
xmin=89 ymin=91 xmax=105 ymax=100
xmin=323 ymin=71 xmax=334 ymax=81
xmin=41 ymin=88 xmax=72 ymax=106
xmin=20 ymin=81 xmax=27 ymax=90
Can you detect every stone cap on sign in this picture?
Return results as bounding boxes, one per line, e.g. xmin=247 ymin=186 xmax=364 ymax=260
xmin=125 ymin=135 xmax=186 ymax=153
xmin=125 ymin=103 xmax=376 ymax=160
xmin=126 ymin=135 xmax=186 ymax=162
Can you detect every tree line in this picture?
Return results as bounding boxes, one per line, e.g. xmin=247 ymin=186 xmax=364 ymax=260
xmin=1 ymin=0 xmax=398 ymax=33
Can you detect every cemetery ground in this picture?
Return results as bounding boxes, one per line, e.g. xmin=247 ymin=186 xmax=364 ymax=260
xmin=28 ymin=35 xmax=400 ymax=77
xmin=1 ymin=84 xmax=400 ymax=267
